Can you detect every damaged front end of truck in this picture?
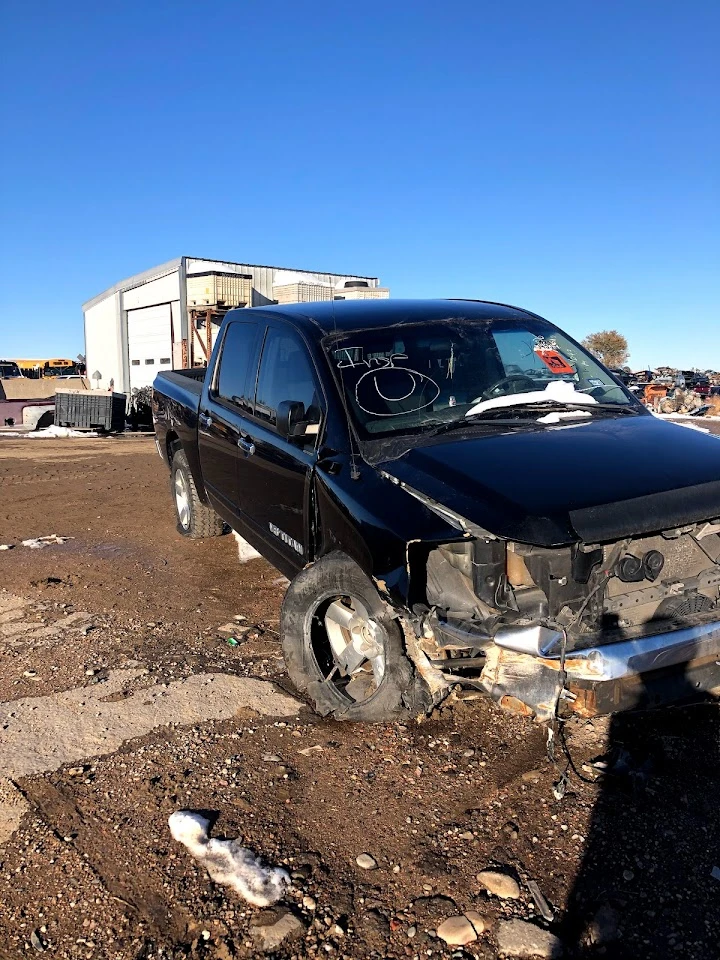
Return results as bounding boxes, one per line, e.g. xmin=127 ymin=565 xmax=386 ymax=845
xmin=390 ymin=478 xmax=720 ymax=722
xmin=317 ymin=308 xmax=720 ymax=723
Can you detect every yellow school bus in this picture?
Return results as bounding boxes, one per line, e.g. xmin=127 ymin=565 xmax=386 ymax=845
xmin=14 ymin=358 xmax=82 ymax=379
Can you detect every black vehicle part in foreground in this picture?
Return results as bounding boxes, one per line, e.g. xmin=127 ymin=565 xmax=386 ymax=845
xmin=153 ymin=299 xmax=720 ymax=723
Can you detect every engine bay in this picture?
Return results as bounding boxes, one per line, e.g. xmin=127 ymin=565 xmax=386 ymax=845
xmin=416 ymin=521 xmax=720 ymax=673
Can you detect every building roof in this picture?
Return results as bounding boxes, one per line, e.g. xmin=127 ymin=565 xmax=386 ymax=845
xmin=82 ymin=256 xmax=379 ymax=311
xmin=82 ymin=258 xmax=183 ymax=311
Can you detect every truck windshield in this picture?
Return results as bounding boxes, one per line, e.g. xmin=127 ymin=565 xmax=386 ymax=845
xmin=326 ymin=317 xmax=636 ymax=439
xmin=0 ymin=361 xmax=22 ymax=378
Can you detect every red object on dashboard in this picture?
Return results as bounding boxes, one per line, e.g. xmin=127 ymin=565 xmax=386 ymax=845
xmin=536 ymin=349 xmax=575 ymax=375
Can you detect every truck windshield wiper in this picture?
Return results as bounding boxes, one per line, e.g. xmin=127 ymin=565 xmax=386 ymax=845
xmin=466 ymin=400 xmax=639 ymax=420
xmin=424 ymin=400 xmax=640 ymax=438
xmin=424 ymin=415 xmax=546 ymax=438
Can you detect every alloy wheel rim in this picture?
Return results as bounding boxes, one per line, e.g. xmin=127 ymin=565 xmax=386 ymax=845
xmin=174 ymin=471 xmax=190 ymax=529
xmin=315 ymin=596 xmax=386 ymax=704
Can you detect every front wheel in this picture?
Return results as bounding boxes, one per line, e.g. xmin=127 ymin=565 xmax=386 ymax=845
xmin=281 ymin=553 xmax=431 ymax=722
xmin=171 ymin=449 xmax=224 ymax=539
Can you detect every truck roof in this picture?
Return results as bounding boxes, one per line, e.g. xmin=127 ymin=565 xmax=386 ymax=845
xmin=233 ymin=298 xmax=540 ymax=338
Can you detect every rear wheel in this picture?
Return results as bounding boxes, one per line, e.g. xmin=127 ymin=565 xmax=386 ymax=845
xmin=35 ymin=411 xmax=54 ymax=430
xmin=171 ymin=449 xmax=224 ymax=539
xmin=281 ymin=553 xmax=431 ymax=721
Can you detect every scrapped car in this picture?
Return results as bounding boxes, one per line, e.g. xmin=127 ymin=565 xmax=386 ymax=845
xmin=0 ymin=376 xmax=55 ymax=429
xmin=153 ymin=300 xmax=720 ymax=722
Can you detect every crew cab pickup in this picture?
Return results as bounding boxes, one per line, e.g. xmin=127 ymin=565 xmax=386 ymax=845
xmin=153 ymin=300 xmax=720 ymax=722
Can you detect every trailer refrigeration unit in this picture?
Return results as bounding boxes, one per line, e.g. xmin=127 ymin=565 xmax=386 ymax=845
xmin=82 ymin=257 xmax=389 ymax=396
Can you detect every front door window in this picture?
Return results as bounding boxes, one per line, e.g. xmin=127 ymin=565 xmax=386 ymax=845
xmin=255 ymin=328 xmax=321 ymax=437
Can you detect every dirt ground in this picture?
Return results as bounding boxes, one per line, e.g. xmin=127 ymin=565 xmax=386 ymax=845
xmin=1 ymin=434 xmax=720 ymax=960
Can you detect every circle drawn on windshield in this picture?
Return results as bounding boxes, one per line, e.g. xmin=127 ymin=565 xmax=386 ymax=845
xmin=355 ymin=367 xmax=440 ymax=417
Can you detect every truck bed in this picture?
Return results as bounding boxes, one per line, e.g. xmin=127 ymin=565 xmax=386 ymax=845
xmin=152 ymin=369 xmax=208 ymax=488
xmin=154 ymin=369 xmax=204 ymax=409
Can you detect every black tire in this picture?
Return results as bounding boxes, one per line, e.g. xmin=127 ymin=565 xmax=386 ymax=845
xmin=281 ymin=552 xmax=432 ymax=722
xmin=35 ymin=411 xmax=54 ymax=430
xmin=170 ymin=448 xmax=224 ymax=539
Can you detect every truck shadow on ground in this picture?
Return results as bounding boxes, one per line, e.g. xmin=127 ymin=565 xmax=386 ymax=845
xmin=559 ymin=670 xmax=720 ymax=959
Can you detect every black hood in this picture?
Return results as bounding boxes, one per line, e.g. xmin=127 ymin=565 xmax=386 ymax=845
xmin=378 ymin=415 xmax=720 ymax=546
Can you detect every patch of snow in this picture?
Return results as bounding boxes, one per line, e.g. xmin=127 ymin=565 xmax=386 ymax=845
xmin=168 ymin=810 xmax=290 ymax=906
xmin=653 ymin=413 xmax=711 ymax=433
xmin=232 ymin=530 xmax=261 ymax=563
xmin=21 ymin=535 xmax=73 ymax=549
xmin=0 ymin=544 xmax=13 ymax=551
xmin=0 ymin=426 xmax=98 ymax=438
xmin=466 ymin=380 xmax=599 ymax=417
xmin=657 ymin=412 xmax=720 ymax=423
xmin=537 ymin=411 xmax=592 ymax=424
xmin=675 ymin=422 xmax=711 ymax=434
xmin=35 ymin=426 xmax=98 ymax=438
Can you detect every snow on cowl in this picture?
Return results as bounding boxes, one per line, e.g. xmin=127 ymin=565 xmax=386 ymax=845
xmin=168 ymin=810 xmax=290 ymax=906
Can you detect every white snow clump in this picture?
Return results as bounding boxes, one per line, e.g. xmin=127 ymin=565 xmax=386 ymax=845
xmin=168 ymin=810 xmax=290 ymax=906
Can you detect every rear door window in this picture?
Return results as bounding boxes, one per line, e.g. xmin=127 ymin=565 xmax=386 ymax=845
xmin=214 ymin=321 xmax=259 ymax=413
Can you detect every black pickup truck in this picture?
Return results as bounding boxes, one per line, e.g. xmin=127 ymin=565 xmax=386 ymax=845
xmin=153 ymin=299 xmax=720 ymax=723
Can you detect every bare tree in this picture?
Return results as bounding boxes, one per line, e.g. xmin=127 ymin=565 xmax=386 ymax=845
xmin=581 ymin=330 xmax=629 ymax=368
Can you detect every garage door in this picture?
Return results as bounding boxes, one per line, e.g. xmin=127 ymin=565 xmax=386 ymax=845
xmin=127 ymin=304 xmax=174 ymax=391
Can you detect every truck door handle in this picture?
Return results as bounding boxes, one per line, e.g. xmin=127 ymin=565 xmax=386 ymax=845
xmin=199 ymin=413 xmax=213 ymax=428
xmin=237 ymin=437 xmax=255 ymax=456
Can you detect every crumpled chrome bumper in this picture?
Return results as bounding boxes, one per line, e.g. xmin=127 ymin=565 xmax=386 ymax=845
xmin=494 ymin=620 xmax=720 ymax=682
xmin=482 ymin=619 xmax=720 ymax=719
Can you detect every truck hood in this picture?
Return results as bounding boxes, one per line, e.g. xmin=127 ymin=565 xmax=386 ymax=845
xmin=377 ymin=415 xmax=720 ymax=546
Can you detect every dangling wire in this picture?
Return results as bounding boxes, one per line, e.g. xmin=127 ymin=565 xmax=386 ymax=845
xmin=546 ymin=540 xmax=630 ymax=793
xmin=547 ymin=625 xmax=567 ymax=766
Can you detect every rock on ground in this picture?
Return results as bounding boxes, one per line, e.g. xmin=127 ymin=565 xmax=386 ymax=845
xmin=356 ymin=853 xmax=378 ymax=869
xmin=496 ymin=918 xmax=563 ymax=958
xmin=464 ymin=911 xmax=489 ymax=934
xmin=477 ymin=868 xmax=521 ymax=899
xmin=437 ymin=915 xmax=477 ymax=946
xmin=250 ymin=910 xmax=306 ymax=952
xmin=437 ymin=912 xmax=489 ymax=945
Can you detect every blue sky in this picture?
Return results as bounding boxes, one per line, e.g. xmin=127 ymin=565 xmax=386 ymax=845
xmin=1 ymin=1 xmax=717 ymax=369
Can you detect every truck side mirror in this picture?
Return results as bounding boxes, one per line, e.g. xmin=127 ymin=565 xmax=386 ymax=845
xmin=276 ymin=400 xmax=307 ymax=439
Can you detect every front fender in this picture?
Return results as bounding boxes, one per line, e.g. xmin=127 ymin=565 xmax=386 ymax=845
xmin=313 ymin=464 xmax=462 ymax=606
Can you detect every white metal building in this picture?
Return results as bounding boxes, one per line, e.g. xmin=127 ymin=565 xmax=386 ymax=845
xmin=82 ymin=257 xmax=389 ymax=394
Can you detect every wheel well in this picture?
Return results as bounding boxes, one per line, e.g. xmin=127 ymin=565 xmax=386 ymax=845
xmin=166 ymin=431 xmax=181 ymax=462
